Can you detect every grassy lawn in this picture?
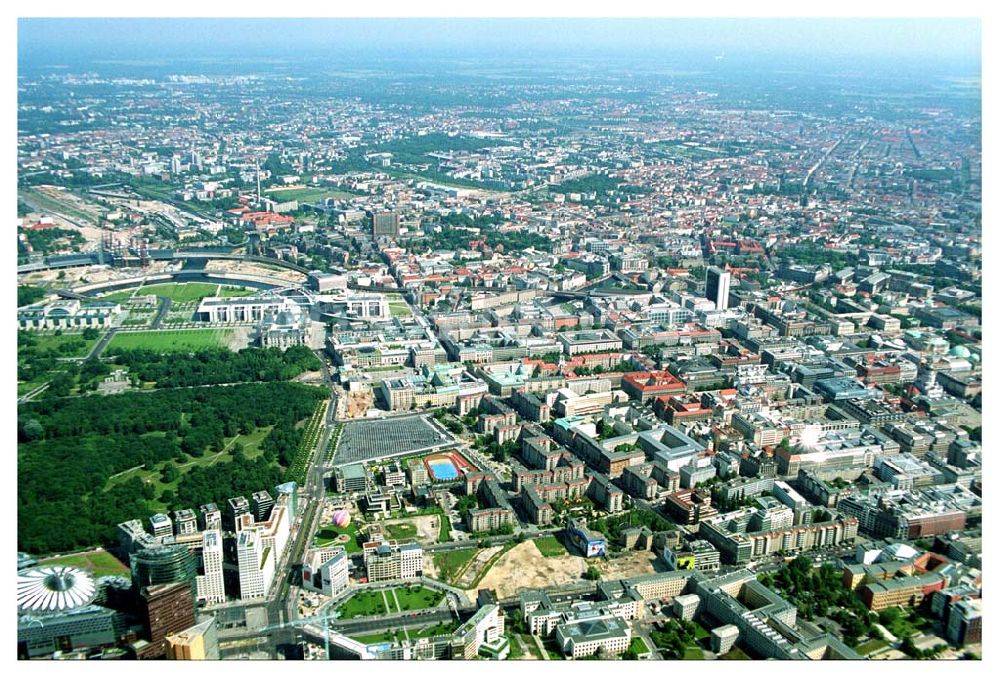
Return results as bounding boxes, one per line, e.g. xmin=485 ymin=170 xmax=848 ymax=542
xmin=384 ymin=522 xmax=418 ymax=541
xmin=388 ymin=300 xmax=412 ymax=318
xmin=107 ymin=329 xmax=233 ymax=353
xmin=882 ymin=609 xmax=927 ymax=640
xmin=411 ymin=621 xmax=458 ymax=638
xmin=508 ymin=633 xmax=524 ymax=659
xmin=37 ymin=549 xmax=130 ymax=577
xmin=22 ymin=332 xmax=100 ymax=358
xmin=337 ymin=590 xmax=391 ymax=619
xmin=135 ymin=282 xmax=220 ymax=303
xmin=683 ymin=647 xmax=705 ymax=660
xmin=393 ymin=585 xmax=444 ymax=611
xmin=433 ymin=548 xmax=479 ymax=583
xmin=533 ymin=536 xmax=567 ymax=558
xmin=855 ymin=639 xmax=890 ymax=656
xmin=521 ymin=634 xmax=543 ymax=659
xmin=351 ymin=630 xmax=402 ymax=645
xmin=719 ymin=647 xmax=752 ymax=660
xmin=314 ymin=522 xmax=362 ymax=553
xmin=99 ymin=290 xmax=137 ymax=303
xmin=439 ymin=514 xmax=452 ymax=542
xmin=627 ymin=637 xmax=650 ymax=657
xmin=692 ymin=622 xmax=711 ymax=642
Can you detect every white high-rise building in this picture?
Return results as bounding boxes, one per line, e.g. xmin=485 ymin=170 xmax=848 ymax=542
xmin=706 ymin=267 xmax=731 ymax=311
xmin=195 ymin=529 xmax=226 ymax=605
xmin=236 ymin=529 xmax=275 ymax=600
xmin=259 ymin=503 xmax=290 ymax=564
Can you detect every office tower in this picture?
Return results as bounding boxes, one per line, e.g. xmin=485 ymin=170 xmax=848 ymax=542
xmin=131 ymin=545 xmax=197 ymax=593
xmin=250 ymin=490 xmax=275 ymax=522
xmin=225 ymin=496 xmax=250 ymax=531
xmin=706 ymin=267 xmax=731 ymax=311
xmin=195 ymin=530 xmax=226 ymax=605
xmin=149 ymin=513 xmax=173 ymax=539
xmin=137 ymin=582 xmax=196 ymax=659
xmin=173 ymin=509 xmax=198 ymax=536
xmin=199 ymin=503 xmax=221 ymax=531
xmin=166 ymin=618 xmax=220 ymax=660
xmin=370 ymin=210 xmax=400 ymax=238
xmin=236 ymin=529 xmax=275 ymax=600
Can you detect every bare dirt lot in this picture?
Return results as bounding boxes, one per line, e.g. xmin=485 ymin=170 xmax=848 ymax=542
xmin=464 ymin=542 xmax=663 ymax=599
xmin=598 ymin=549 xmax=661 ymax=579
xmin=466 ymin=540 xmax=585 ymax=599
xmin=19 ymin=261 xmax=176 ymax=288
xmin=205 ymin=259 xmax=307 ymax=284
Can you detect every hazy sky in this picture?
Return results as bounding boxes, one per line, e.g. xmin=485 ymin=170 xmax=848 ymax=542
xmin=18 ymin=18 xmax=981 ymax=71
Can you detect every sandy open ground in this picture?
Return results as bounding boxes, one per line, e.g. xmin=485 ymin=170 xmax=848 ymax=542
xmin=206 ymin=259 xmax=307 ymax=283
xmin=462 ymin=542 xmax=663 ymax=599
xmin=466 ymin=540 xmax=585 ymax=598
xmin=596 ymin=549 xmax=660 ymax=580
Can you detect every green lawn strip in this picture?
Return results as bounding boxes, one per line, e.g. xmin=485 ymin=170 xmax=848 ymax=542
xmin=438 ymin=514 xmax=452 ymax=542
xmin=411 ymin=621 xmax=458 ymax=638
xmin=384 ymin=522 xmax=418 ymax=541
xmin=508 ymin=633 xmax=524 ymax=659
xmin=392 ymin=585 xmax=444 ymax=612
xmin=388 ymin=300 xmax=412 ymax=317
xmin=37 ymin=549 xmax=130 ymax=577
xmin=521 ymin=634 xmax=543 ymax=659
xmin=719 ymin=647 xmax=752 ymax=660
xmin=135 ymin=282 xmax=220 ymax=304
xmin=628 ymin=637 xmax=650 ymax=656
xmin=314 ymin=522 xmax=362 ymax=553
xmin=854 ymin=639 xmax=890 ymax=656
xmin=107 ymin=329 xmax=232 ymax=352
xmin=683 ymin=647 xmax=704 ymax=660
xmin=336 ymin=590 xmax=392 ymax=619
xmin=533 ymin=536 xmax=567 ymax=557
xmin=692 ymin=622 xmax=711 ymax=642
xmin=432 ymin=548 xmax=479 ymax=584
xmin=351 ymin=631 xmax=400 ymax=645
xmin=99 ymin=290 xmax=136 ymax=303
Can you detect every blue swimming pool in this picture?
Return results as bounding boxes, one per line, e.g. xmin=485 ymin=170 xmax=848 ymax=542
xmin=428 ymin=459 xmax=459 ymax=481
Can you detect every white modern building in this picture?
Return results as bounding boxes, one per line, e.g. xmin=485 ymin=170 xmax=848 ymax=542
xmin=363 ymin=541 xmax=423 ymax=582
xmin=302 ymin=547 xmax=350 ymax=598
xmin=18 ymin=299 xmax=121 ymax=330
xmin=195 ymin=530 xmax=226 ymax=605
xmin=706 ymin=267 xmax=731 ymax=311
xmin=236 ymin=529 xmax=275 ymax=600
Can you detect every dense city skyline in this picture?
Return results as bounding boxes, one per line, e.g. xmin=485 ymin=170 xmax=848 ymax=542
xmin=16 ymin=17 xmax=982 ymax=663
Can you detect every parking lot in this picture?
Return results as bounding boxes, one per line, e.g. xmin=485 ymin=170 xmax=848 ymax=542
xmin=333 ymin=415 xmax=456 ymax=464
